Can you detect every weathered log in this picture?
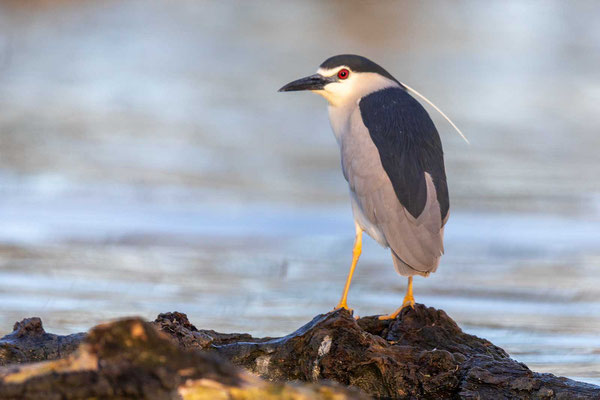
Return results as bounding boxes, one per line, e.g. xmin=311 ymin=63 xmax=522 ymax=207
xmin=0 ymin=317 xmax=367 ymax=399
xmin=152 ymin=307 xmax=600 ymax=399
xmin=1 ymin=305 xmax=599 ymax=399
xmin=0 ymin=317 xmax=84 ymax=366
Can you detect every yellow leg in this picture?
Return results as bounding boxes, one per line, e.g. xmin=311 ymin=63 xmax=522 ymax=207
xmin=334 ymin=223 xmax=362 ymax=311
xmin=379 ymin=276 xmax=415 ymax=320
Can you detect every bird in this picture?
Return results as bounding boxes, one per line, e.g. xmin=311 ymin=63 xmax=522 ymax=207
xmin=279 ymin=54 xmax=465 ymax=320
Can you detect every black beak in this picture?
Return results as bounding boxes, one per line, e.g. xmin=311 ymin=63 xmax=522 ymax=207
xmin=278 ymin=74 xmax=332 ymax=92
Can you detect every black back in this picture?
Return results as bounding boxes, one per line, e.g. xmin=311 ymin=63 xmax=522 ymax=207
xmin=320 ymin=55 xmax=400 ymax=85
xmin=359 ymin=87 xmax=449 ymax=222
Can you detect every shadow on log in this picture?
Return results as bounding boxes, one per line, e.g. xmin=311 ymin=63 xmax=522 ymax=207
xmin=1 ymin=304 xmax=599 ymax=399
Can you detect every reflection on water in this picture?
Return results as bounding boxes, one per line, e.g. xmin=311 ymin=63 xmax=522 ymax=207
xmin=0 ymin=0 xmax=599 ymax=385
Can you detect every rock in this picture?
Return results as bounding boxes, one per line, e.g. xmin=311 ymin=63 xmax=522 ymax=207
xmin=0 ymin=318 xmax=367 ymax=400
xmin=1 ymin=305 xmax=599 ymax=399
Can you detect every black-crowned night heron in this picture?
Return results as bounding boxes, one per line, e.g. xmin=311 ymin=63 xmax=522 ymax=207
xmin=279 ymin=54 xmax=466 ymax=320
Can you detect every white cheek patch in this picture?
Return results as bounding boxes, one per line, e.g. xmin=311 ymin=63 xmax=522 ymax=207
xmin=314 ymin=68 xmax=398 ymax=107
xmin=313 ymin=66 xmax=353 ymax=106
xmin=323 ymin=76 xmax=355 ymax=96
xmin=317 ymin=66 xmax=353 ymax=96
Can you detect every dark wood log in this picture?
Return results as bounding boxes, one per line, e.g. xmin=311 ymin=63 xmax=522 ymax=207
xmin=0 ymin=317 xmax=84 ymax=366
xmin=1 ymin=305 xmax=599 ymax=399
xmin=152 ymin=306 xmax=600 ymax=399
xmin=0 ymin=318 xmax=366 ymax=399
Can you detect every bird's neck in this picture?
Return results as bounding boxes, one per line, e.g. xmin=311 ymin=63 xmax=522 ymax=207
xmin=328 ymin=102 xmax=356 ymax=145
xmin=326 ymin=75 xmax=400 ymax=144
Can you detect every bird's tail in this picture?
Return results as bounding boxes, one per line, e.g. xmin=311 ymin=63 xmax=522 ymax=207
xmin=391 ymin=250 xmax=437 ymax=277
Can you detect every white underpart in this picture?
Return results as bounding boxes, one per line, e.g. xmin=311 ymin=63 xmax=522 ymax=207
xmin=350 ymin=190 xmax=388 ymax=247
xmin=321 ymin=68 xmax=396 ymax=247
xmin=400 ymin=82 xmax=470 ymax=144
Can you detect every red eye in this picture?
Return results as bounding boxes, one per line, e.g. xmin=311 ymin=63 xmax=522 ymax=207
xmin=337 ymin=68 xmax=349 ymax=79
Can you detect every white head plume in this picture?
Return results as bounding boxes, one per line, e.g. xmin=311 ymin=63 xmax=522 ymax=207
xmin=401 ymin=82 xmax=470 ymax=144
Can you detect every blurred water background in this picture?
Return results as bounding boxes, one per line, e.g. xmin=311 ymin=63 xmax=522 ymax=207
xmin=0 ymin=0 xmax=599 ymax=385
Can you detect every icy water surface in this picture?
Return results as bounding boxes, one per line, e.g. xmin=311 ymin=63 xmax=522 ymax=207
xmin=0 ymin=0 xmax=599 ymax=385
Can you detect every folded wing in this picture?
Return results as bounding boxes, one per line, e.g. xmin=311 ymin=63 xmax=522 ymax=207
xmin=342 ymin=87 xmax=449 ymax=276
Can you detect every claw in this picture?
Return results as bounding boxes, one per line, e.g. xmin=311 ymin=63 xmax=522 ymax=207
xmin=378 ymin=277 xmax=415 ymax=320
xmin=334 ymin=303 xmax=353 ymax=313
xmin=378 ymin=300 xmax=414 ymax=320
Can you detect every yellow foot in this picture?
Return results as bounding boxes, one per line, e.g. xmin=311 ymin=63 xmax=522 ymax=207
xmin=380 ymin=276 xmax=415 ymax=320
xmin=333 ymin=302 xmax=353 ymax=313
xmin=378 ymin=300 xmax=414 ymax=320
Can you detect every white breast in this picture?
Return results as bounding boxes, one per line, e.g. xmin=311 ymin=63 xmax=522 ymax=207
xmin=327 ymin=102 xmax=391 ymax=247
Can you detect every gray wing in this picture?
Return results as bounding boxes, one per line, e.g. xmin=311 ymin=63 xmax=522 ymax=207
xmin=342 ymin=105 xmax=446 ymax=276
xmin=359 ymin=87 xmax=449 ymax=223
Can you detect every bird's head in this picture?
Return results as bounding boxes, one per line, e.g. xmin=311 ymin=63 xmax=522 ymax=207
xmin=279 ymin=54 xmax=470 ymax=143
xmin=278 ymin=54 xmax=400 ymax=107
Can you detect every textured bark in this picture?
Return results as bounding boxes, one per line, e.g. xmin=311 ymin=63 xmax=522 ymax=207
xmin=0 ymin=318 xmax=366 ymax=400
xmin=0 ymin=317 xmax=84 ymax=366
xmin=152 ymin=306 xmax=600 ymax=399
xmin=1 ymin=305 xmax=599 ymax=399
